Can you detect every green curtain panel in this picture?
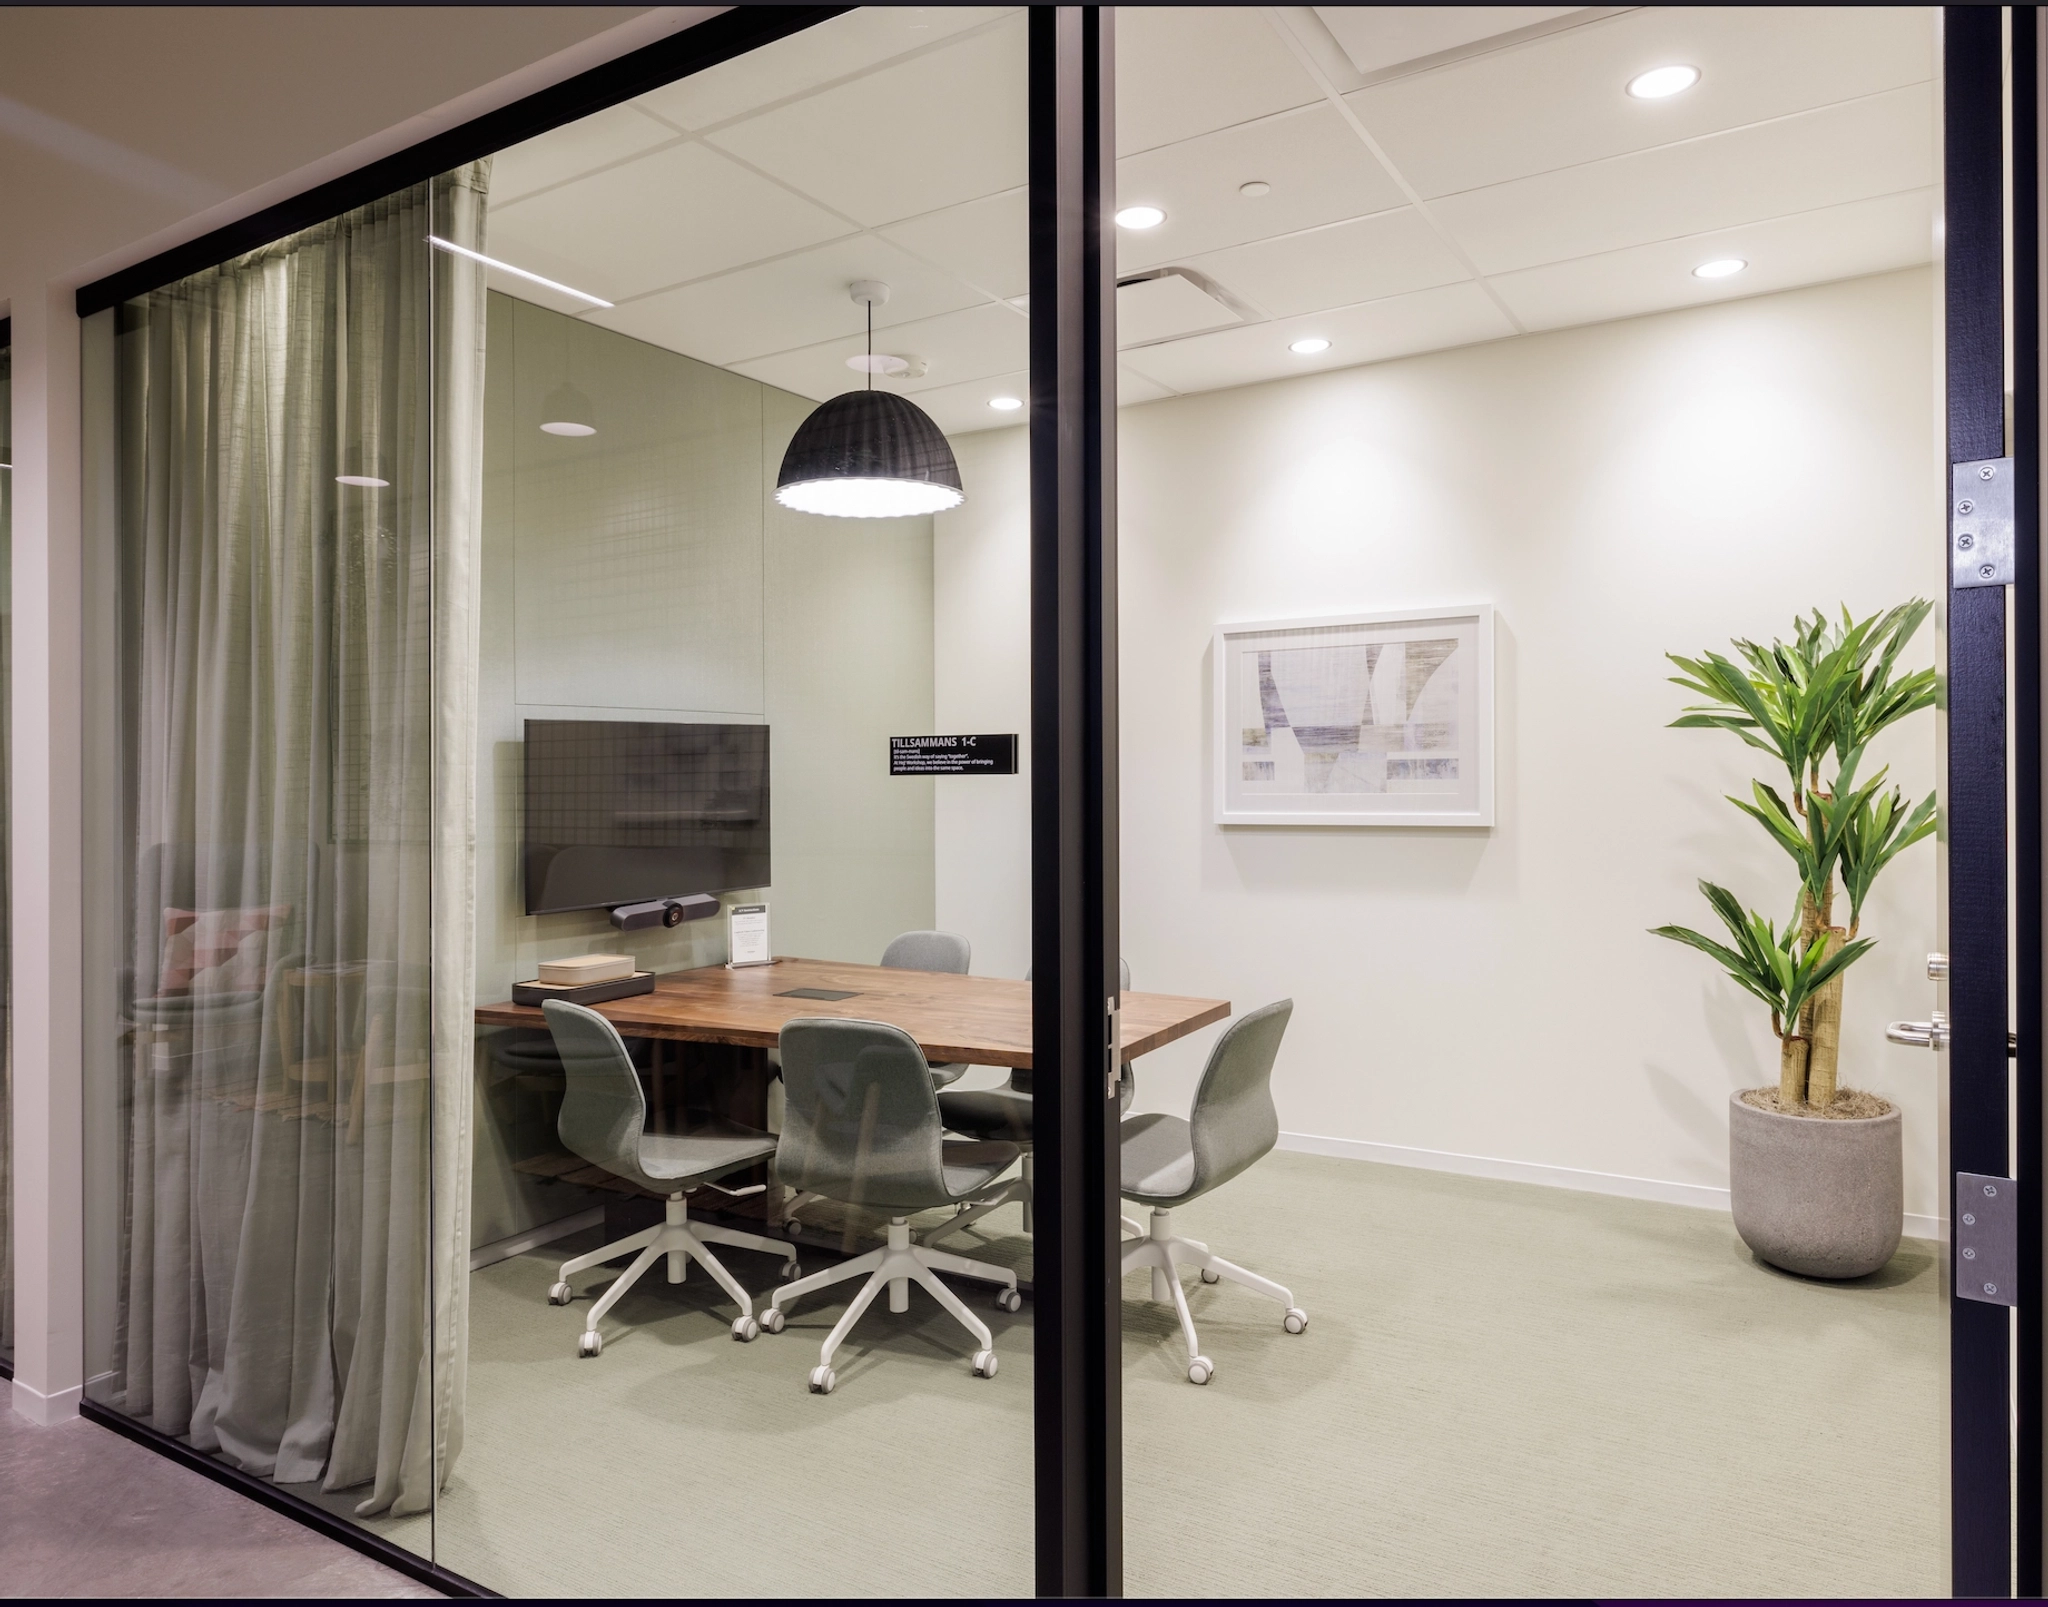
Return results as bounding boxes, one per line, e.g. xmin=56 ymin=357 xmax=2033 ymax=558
xmin=109 ymin=166 xmax=485 ymax=1517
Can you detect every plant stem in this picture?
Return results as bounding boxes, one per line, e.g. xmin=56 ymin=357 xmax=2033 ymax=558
xmin=1805 ymin=928 xmax=1847 ymax=1107
xmin=1779 ymin=1034 xmax=1810 ymax=1107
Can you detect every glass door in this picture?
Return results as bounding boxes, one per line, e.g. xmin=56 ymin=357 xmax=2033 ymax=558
xmin=1108 ymin=5 xmax=1955 ymax=1595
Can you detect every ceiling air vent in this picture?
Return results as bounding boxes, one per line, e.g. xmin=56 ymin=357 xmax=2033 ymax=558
xmin=1116 ymin=270 xmax=1245 ymax=348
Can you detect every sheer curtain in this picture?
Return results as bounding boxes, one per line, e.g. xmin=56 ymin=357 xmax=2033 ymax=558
xmin=110 ymin=166 xmax=486 ymax=1516
xmin=0 ymin=341 xmax=12 ymax=1365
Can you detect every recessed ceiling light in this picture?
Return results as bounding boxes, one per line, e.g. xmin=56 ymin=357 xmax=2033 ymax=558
xmin=1115 ymin=205 xmax=1166 ymax=230
xmin=1693 ymin=258 xmax=1746 ymax=279
xmin=1627 ymin=64 xmax=1700 ymax=99
xmin=427 ymin=236 xmax=613 ymax=308
xmin=1239 ymin=181 xmax=1272 ymax=198
xmin=335 ymin=475 xmax=390 ymax=488
xmin=1289 ymin=337 xmax=1332 ymax=355
xmin=989 ymin=395 xmax=1023 ymax=411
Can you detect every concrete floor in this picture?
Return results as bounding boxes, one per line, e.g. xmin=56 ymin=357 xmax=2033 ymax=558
xmin=0 ymin=1380 xmax=440 ymax=1599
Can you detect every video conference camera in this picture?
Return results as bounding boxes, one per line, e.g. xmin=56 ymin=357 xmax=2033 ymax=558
xmin=609 ymin=893 xmax=719 ymax=931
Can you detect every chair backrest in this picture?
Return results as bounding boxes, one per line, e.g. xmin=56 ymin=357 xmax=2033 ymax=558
xmin=1187 ymin=999 xmax=1292 ymax=1196
xmin=775 ymin=1017 xmax=952 ymax=1208
xmin=880 ymin=930 xmax=971 ymax=974
xmin=542 ymin=999 xmax=647 ymax=1174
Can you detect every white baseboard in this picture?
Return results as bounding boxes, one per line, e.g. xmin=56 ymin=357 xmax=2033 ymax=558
xmin=7 ymin=1376 xmax=84 ymax=1425
xmin=1278 ymin=1130 xmax=1943 ymax=1243
xmin=469 ymin=1206 xmax=606 ymax=1272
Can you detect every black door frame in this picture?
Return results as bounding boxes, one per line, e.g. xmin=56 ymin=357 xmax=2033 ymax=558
xmin=1945 ymin=6 xmax=2038 ymax=1597
xmin=1030 ymin=6 xmax=1121 ymax=1597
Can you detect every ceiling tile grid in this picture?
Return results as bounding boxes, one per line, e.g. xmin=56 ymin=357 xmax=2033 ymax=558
xmin=477 ymin=5 xmax=1939 ymax=427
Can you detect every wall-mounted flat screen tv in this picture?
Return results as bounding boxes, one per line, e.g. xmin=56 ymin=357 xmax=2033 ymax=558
xmin=523 ymin=719 xmax=770 ymax=916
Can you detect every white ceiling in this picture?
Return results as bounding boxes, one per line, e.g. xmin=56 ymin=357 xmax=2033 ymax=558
xmin=482 ymin=5 xmax=1937 ymax=437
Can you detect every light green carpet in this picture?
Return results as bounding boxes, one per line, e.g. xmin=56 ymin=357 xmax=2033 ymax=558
xmin=407 ymin=1152 xmax=1943 ymax=1597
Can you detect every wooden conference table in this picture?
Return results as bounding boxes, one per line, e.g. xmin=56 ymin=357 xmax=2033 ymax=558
xmin=475 ymin=955 xmax=1231 ymax=1070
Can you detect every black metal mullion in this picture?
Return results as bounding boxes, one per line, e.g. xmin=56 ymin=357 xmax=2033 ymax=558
xmin=2017 ymin=6 xmax=2045 ymax=1594
xmin=1946 ymin=6 xmax=2015 ymax=1596
xmin=1029 ymin=6 xmax=1120 ymax=1598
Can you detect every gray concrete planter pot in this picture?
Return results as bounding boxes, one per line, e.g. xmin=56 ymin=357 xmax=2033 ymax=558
xmin=1728 ymin=1091 xmax=1903 ymax=1278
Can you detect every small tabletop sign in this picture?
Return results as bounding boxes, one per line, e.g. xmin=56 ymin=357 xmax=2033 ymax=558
xmin=889 ymin=734 xmax=1019 ymax=776
xmin=727 ymin=903 xmax=772 ymax=969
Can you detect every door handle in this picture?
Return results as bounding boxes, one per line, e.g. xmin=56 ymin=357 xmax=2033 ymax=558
xmin=1888 ymin=1013 xmax=1949 ymax=1050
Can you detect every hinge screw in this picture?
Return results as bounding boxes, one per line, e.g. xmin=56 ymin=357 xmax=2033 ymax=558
xmin=1981 ymin=465 xmax=1998 ymax=480
xmin=1987 ymin=1282 xmax=2000 ymax=1295
xmin=1980 ymin=564 xmax=1996 ymax=579
xmin=1959 ymin=533 xmax=1975 ymax=549
xmin=1959 ymin=499 xmax=1976 ymax=514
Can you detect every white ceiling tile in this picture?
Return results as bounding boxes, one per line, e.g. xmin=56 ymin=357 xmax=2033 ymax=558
xmin=1489 ymin=188 xmax=1936 ymax=332
xmin=1115 ymin=6 xmax=1320 ymax=156
xmin=488 ymin=103 xmax=679 ymax=206
xmin=1315 ymin=6 xmax=1582 ymax=77
xmin=730 ymin=300 xmax=1029 ymax=402
xmin=705 ymin=16 xmax=1028 ymax=228
xmin=485 ymin=142 xmax=852 ymax=302
xmin=897 ymin=367 xmax=1030 ymax=437
xmin=586 ymin=236 xmax=991 ymax=367
xmin=1349 ymin=5 xmax=1936 ymax=198
xmin=1429 ymin=83 xmax=1936 ymax=275
xmin=1182 ymin=206 xmax=1469 ymax=318
xmin=1115 ymin=104 xmax=1407 ymax=274
xmin=635 ymin=7 xmax=1016 ymax=132
xmin=1119 ymin=273 xmax=1243 ymax=347
xmin=1123 ymin=282 xmax=1514 ymax=394
xmin=875 ymin=187 xmax=1030 ymax=301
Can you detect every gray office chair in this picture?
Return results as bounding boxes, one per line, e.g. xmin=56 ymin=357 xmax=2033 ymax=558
xmin=1120 ymin=999 xmax=1307 ymax=1385
xmin=541 ymin=1000 xmax=798 ymax=1355
xmin=927 ymin=958 xmax=1132 ymax=1247
xmin=761 ymin=1017 xmax=1023 ymax=1394
xmin=879 ymin=929 xmax=973 ymax=1089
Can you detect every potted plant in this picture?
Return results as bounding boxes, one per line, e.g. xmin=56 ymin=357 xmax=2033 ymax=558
xmin=1655 ymin=603 xmax=1937 ymax=1278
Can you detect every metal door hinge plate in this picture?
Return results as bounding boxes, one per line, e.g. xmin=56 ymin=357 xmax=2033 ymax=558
xmin=1956 ymin=1171 xmax=2017 ymax=1305
xmin=1952 ymin=458 xmax=2014 ymax=588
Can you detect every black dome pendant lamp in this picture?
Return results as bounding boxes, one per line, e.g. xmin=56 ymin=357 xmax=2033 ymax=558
xmin=775 ymin=280 xmax=965 ymax=518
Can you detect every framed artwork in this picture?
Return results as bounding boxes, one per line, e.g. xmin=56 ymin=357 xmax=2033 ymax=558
xmin=1213 ymin=604 xmax=1495 ymax=828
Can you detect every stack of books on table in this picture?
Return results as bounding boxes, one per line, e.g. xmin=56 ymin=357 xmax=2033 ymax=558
xmin=511 ymin=953 xmax=656 ymax=1007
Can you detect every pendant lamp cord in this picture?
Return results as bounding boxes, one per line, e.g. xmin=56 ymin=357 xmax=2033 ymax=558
xmin=866 ymin=299 xmax=874 ymax=392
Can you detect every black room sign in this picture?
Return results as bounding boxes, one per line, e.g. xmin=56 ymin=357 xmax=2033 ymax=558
xmin=889 ymin=734 xmax=1020 ymax=775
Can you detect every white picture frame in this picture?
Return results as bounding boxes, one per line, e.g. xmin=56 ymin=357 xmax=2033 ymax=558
xmin=1213 ymin=604 xmax=1495 ymax=828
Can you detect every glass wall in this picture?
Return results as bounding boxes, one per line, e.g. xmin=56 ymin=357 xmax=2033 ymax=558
xmin=84 ymin=7 xmax=1039 ymax=1594
xmin=1105 ymin=5 xmax=1947 ymax=1597
xmin=438 ymin=8 xmax=1034 ymax=1592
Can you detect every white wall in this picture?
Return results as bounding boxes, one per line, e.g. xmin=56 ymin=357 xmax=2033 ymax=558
xmin=936 ymin=268 xmax=1945 ymax=1220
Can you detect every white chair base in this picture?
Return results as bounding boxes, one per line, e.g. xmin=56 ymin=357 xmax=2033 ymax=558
xmin=551 ymin=1191 xmax=798 ymax=1354
xmin=923 ymin=1152 xmax=1034 ymax=1245
xmin=1120 ymin=1206 xmax=1307 ymax=1385
xmin=762 ymin=1217 xmax=1019 ymax=1393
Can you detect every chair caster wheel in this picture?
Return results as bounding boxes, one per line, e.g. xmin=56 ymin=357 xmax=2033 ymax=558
xmin=547 ymin=1281 xmax=574 ymax=1305
xmin=1283 ymin=1307 xmax=1308 ymax=1334
xmin=1199 ymin=1268 xmax=1220 ymax=1284
xmin=784 ymin=1221 xmax=803 ymax=1240
xmin=994 ymin=1287 xmax=1022 ymax=1313
xmin=1187 ymin=1356 xmax=1213 ymax=1385
xmin=578 ymin=1331 xmax=603 ymax=1359
xmin=760 ymin=1307 xmax=786 ymax=1334
xmin=808 ymin=1365 xmax=836 ymax=1394
xmin=972 ymin=1349 xmax=999 ymax=1378
xmin=781 ymin=1260 xmax=803 ymax=1281
xmin=732 ymin=1315 xmax=760 ymax=1342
